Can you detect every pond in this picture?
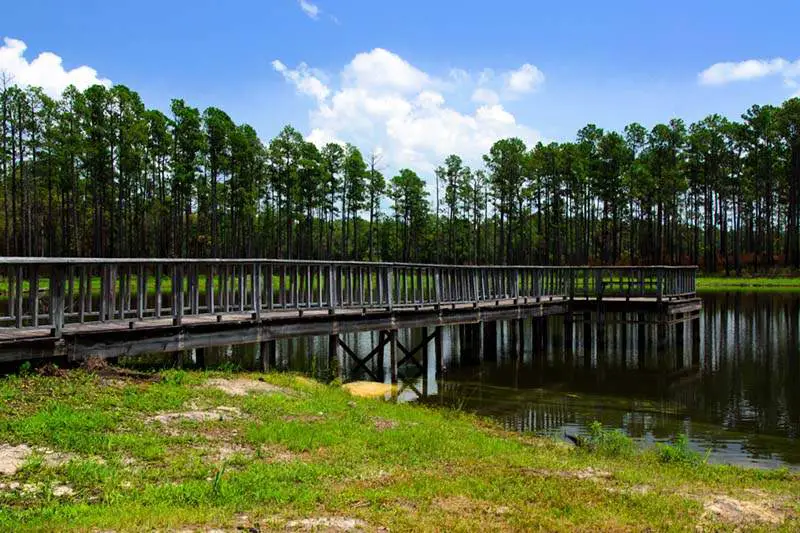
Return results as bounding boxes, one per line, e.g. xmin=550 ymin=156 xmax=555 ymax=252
xmin=119 ymin=291 xmax=800 ymax=469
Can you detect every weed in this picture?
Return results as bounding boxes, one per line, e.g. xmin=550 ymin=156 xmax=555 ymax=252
xmin=583 ymin=421 xmax=636 ymax=457
xmin=211 ymin=466 xmax=226 ymax=496
xmin=213 ymin=361 xmax=241 ymax=373
xmin=161 ymin=369 xmax=187 ymax=386
xmin=18 ymin=361 xmax=32 ymax=376
xmin=656 ymin=434 xmax=708 ymax=465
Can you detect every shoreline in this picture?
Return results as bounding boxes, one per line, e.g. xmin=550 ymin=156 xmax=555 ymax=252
xmin=0 ymin=367 xmax=796 ymax=531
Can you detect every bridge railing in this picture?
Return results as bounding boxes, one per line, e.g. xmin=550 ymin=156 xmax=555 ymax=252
xmin=0 ymin=259 xmax=697 ymax=336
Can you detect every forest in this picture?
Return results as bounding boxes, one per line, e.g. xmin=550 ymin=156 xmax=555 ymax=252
xmin=1 ymin=79 xmax=800 ymax=274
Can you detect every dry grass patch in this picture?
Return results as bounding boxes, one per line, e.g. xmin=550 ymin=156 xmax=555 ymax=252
xmin=699 ymin=494 xmax=791 ymax=528
xmin=285 ymin=516 xmax=370 ymax=532
xmin=148 ymin=406 xmax=242 ymax=425
xmin=205 ymin=377 xmax=289 ymax=397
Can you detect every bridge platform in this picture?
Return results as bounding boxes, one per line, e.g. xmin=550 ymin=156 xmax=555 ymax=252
xmin=0 ymin=258 xmax=700 ymax=362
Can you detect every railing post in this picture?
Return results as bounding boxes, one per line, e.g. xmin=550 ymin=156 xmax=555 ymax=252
xmin=473 ymin=268 xmax=480 ymax=307
xmin=569 ymin=269 xmax=575 ymax=301
xmin=173 ymin=264 xmax=184 ymax=326
xmin=267 ymin=264 xmax=274 ymax=311
xmin=137 ymin=264 xmax=145 ymax=321
xmin=208 ymin=264 xmax=215 ymax=315
xmin=253 ymin=262 xmax=261 ymax=320
xmin=434 ymin=268 xmax=442 ymax=310
xmin=656 ymin=268 xmax=663 ymax=303
xmin=155 ymin=264 xmax=162 ymax=318
xmin=328 ymin=265 xmax=336 ymax=314
xmin=513 ymin=269 xmax=519 ymax=304
xmin=386 ymin=266 xmax=394 ymax=311
xmin=595 ymin=269 xmax=603 ymax=302
xmin=50 ymin=265 xmax=65 ymax=337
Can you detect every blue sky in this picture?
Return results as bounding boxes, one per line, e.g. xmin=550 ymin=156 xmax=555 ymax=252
xmin=2 ymin=0 xmax=799 ymax=174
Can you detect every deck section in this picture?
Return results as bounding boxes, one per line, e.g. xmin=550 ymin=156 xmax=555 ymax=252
xmin=0 ymin=258 xmax=700 ymax=362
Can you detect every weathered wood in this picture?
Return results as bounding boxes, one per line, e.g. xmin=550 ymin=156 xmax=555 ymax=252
xmin=0 ymin=258 xmax=698 ymax=349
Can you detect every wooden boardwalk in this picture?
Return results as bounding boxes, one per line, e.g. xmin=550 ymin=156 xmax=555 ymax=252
xmin=0 ymin=258 xmax=700 ymax=362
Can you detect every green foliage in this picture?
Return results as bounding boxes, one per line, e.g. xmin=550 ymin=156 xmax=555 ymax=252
xmin=18 ymin=361 xmax=32 ymax=376
xmin=0 ymin=370 xmax=796 ymax=531
xmin=161 ymin=370 xmax=187 ymax=386
xmin=583 ymin=421 xmax=636 ymax=458
xmin=4 ymin=75 xmax=800 ymax=270
xmin=656 ymin=434 xmax=708 ymax=465
xmin=211 ymin=361 xmax=241 ymax=373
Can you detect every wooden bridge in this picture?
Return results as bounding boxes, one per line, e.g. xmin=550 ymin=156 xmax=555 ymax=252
xmin=0 ymin=258 xmax=700 ymax=363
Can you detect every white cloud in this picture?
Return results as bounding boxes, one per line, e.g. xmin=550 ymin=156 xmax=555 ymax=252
xmin=448 ymin=68 xmax=470 ymax=85
xmin=0 ymin=37 xmax=110 ymax=97
xmin=698 ymin=58 xmax=789 ymax=85
xmin=472 ymin=87 xmax=500 ymax=105
xmin=272 ymin=59 xmax=330 ymax=102
xmin=274 ymin=48 xmax=543 ymax=178
xmin=478 ymin=68 xmax=495 ymax=86
xmin=298 ymin=0 xmax=320 ymax=19
xmin=698 ymin=57 xmax=800 ymax=93
xmin=505 ymin=63 xmax=545 ymax=94
xmin=342 ymin=48 xmax=430 ymax=94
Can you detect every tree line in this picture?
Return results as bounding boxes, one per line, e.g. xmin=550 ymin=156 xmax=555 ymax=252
xmin=1 ymin=78 xmax=799 ymax=273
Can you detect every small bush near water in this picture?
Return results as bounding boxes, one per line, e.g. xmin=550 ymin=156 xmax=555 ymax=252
xmin=582 ymin=421 xmax=636 ymax=457
xmin=656 ymin=434 xmax=708 ymax=465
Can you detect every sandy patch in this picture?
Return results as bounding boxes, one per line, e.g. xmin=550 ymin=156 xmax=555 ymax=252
xmin=149 ymin=406 xmax=241 ymax=424
xmin=702 ymin=495 xmax=785 ymax=526
xmin=606 ymin=484 xmax=652 ymax=496
xmin=51 ymin=484 xmax=75 ymax=497
xmin=342 ymin=381 xmax=395 ymax=399
xmin=0 ymin=443 xmax=94 ymax=476
xmin=0 ymin=444 xmax=33 ymax=475
xmin=285 ymin=517 xmax=368 ymax=531
xmin=434 ymin=495 xmax=477 ymax=514
xmin=39 ymin=448 xmax=80 ymax=468
xmin=522 ymin=466 xmax=612 ymax=482
xmin=0 ymin=481 xmax=74 ymax=497
xmin=205 ymin=378 xmax=288 ymax=397
xmin=573 ymin=467 xmax=612 ymax=481
xmin=372 ymin=418 xmax=397 ymax=431
xmin=213 ymin=443 xmax=254 ymax=463
xmin=259 ymin=444 xmax=325 ymax=464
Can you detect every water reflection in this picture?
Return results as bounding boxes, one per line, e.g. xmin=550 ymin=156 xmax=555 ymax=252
xmin=120 ymin=292 xmax=800 ymax=469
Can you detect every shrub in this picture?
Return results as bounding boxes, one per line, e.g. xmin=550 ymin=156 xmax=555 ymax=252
xmin=656 ymin=434 xmax=707 ymax=465
xmin=583 ymin=421 xmax=636 ymax=457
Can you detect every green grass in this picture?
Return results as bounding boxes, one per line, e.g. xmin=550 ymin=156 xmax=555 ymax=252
xmin=0 ymin=368 xmax=797 ymax=531
xmin=697 ymin=276 xmax=800 ymax=292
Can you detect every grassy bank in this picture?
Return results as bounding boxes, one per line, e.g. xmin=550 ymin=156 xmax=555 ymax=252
xmin=697 ymin=276 xmax=800 ymax=292
xmin=0 ymin=367 xmax=797 ymax=531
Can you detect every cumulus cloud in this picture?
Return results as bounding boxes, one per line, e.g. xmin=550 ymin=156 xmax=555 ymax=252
xmin=298 ymin=0 xmax=320 ymax=19
xmin=273 ymin=48 xmax=543 ymax=176
xmin=0 ymin=37 xmax=110 ymax=97
xmin=698 ymin=57 xmax=800 ymax=93
xmin=505 ymin=63 xmax=545 ymax=94
xmin=342 ymin=48 xmax=430 ymax=94
xmin=272 ymin=59 xmax=329 ymax=102
xmin=472 ymin=87 xmax=500 ymax=105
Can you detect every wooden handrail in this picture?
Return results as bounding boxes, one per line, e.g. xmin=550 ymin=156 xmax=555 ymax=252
xmin=0 ymin=259 xmax=698 ymax=336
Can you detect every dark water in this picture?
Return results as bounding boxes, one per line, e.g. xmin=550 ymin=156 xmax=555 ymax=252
xmin=120 ymin=292 xmax=800 ymax=469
